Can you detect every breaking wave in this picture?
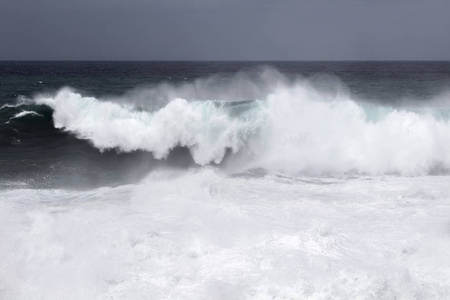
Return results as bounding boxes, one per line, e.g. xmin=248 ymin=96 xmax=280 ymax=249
xmin=28 ymin=73 xmax=450 ymax=176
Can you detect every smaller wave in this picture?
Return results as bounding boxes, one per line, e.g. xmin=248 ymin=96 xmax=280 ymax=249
xmin=0 ymin=98 xmax=60 ymax=148
xmin=11 ymin=111 xmax=44 ymax=119
xmin=4 ymin=110 xmax=45 ymax=125
xmin=0 ymin=104 xmax=17 ymax=110
xmin=0 ymin=95 xmax=33 ymax=111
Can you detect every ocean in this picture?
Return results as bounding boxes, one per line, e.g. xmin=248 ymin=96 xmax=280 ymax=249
xmin=1 ymin=61 xmax=450 ymax=299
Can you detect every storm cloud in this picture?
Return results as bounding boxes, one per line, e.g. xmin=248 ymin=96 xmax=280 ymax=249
xmin=1 ymin=0 xmax=449 ymax=60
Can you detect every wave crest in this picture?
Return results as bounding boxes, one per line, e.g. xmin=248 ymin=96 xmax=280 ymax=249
xmin=35 ymin=77 xmax=450 ymax=176
xmin=36 ymin=88 xmax=263 ymax=165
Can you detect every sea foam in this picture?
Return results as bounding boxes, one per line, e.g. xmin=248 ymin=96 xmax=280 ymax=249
xmin=1 ymin=170 xmax=450 ymax=299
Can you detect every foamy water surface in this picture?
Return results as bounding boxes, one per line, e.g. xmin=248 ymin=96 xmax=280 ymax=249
xmin=1 ymin=170 xmax=450 ymax=299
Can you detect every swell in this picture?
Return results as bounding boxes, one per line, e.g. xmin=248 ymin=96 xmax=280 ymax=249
xmin=30 ymin=76 xmax=450 ymax=176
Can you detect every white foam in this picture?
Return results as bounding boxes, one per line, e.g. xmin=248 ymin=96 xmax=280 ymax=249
xmin=1 ymin=170 xmax=450 ymax=299
xmin=37 ymin=88 xmax=262 ymax=165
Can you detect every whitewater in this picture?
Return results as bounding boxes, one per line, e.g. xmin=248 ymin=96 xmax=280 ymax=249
xmin=2 ymin=170 xmax=450 ymax=299
xmin=2 ymin=64 xmax=450 ymax=299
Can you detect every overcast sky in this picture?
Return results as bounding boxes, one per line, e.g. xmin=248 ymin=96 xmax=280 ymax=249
xmin=1 ymin=0 xmax=449 ymax=60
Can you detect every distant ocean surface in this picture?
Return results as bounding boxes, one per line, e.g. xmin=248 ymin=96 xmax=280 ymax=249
xmin=1 ymin=61 xmax=450 ymax=299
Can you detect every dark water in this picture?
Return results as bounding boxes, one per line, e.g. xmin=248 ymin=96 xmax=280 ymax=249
xmin=1 ymin=61 xmax=450 ymax=188
xmin=2 ymin=61 xmax=450 ymax=101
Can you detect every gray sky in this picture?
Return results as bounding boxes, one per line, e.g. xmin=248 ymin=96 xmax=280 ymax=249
xmin=1 ymin=0 xmax=449 ymax=60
